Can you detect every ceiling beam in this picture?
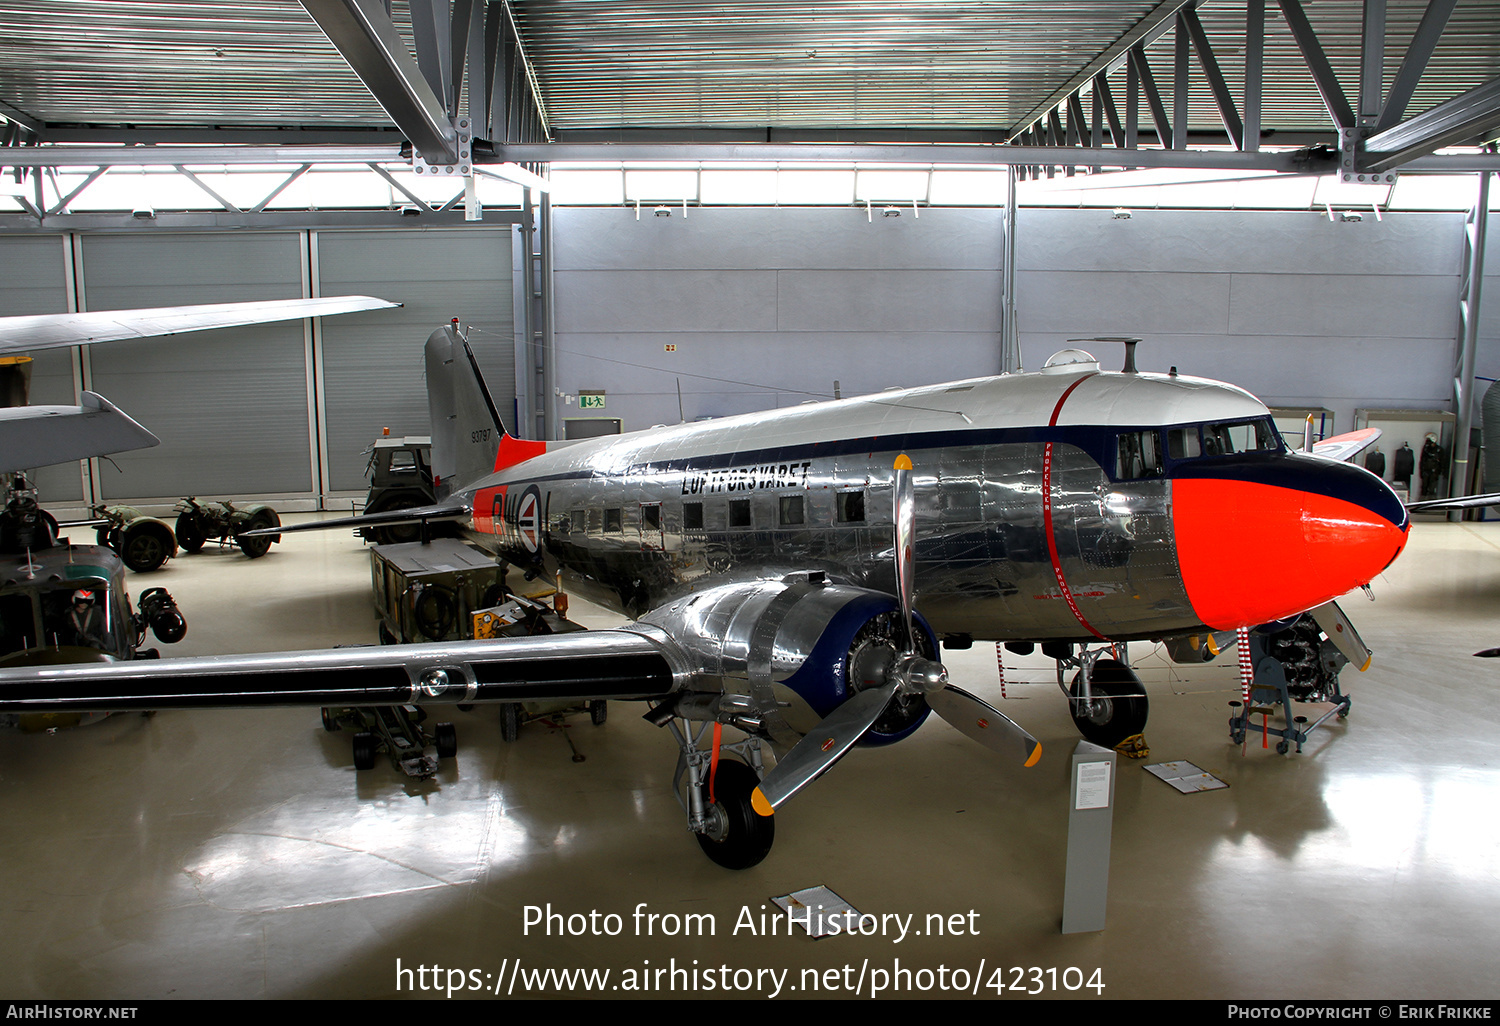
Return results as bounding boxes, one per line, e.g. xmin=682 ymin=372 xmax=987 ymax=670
xmin=498 ymin=142 xmax=1332 ymax=172
xmin=0 ymin=146 xmax=405 ymax=166
xmin=299 ymin=0 xmax=459 ymax=163
xmin=1364 ymin=76 xmax=1500 ymax=172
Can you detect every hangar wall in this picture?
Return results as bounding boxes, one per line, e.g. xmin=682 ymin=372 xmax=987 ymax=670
xmin=0 ymin=228 xmax=514 ymax=509
xmin=550 ymin=207 xmax=1006 ymax=426
xmin=551 ymin=205 xmax=1478 ymax=437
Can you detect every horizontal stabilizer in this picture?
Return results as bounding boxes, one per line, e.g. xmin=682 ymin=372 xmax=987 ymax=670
xmin=240 ymin=501 xmax=471 ymax=536
xmin=1406 ymin=491 xmax=1500 ymax=512
xmin=0 ymin=296 xmax=400 ymax=356
xmin=0 ymin=391 xmax=158 ymax=473
xmin=1311 ymin=427 xmax=1381 ymax=463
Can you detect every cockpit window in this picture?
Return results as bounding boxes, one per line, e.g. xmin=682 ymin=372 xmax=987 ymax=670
xmin=1116 ymin=430 xmax=1163 ymax=479
xmin=1168 ymin=428 xmax=1201 ymax=460
xmin=1203 ymin=418 xmax=1281 ymax=456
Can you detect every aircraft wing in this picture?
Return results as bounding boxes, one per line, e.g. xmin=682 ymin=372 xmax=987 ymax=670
xmin=0 ymin=631 xmax=680 ymax=715
xmin=1310 ymin=427 xmax=1381 ymax=463
xmin=0 ymin=296 xmax=401 ymax=356
xmin=0 ymin=391 xmax=158 ymax=474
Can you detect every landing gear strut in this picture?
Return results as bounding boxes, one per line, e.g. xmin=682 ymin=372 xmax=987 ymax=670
xmin=657 ymin=699 xmax=774 ymax=869
xmin=1055 ymin=644 xmax=1149 ymax=750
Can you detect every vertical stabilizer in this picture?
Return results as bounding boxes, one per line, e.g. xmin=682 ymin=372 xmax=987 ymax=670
xmin=425 ymin=320 xmax=543 ymax=495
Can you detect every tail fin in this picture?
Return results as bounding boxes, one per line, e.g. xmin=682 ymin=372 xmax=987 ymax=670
xmin=425 ymin=320 xmax=543 ymax=495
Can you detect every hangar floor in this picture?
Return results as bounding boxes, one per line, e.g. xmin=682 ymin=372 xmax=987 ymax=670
xmin=2 ymin=515 xmax=1498 ymax=1001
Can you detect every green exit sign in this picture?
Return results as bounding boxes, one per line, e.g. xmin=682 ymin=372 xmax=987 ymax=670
xmin=579 ymin=392 xmax=607 ymax=409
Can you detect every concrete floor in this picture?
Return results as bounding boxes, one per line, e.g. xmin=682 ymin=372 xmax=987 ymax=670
xmin=1 ymin=515 xmax=1498 ymax=1000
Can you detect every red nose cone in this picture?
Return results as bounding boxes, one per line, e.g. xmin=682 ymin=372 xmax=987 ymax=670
xmin=1174 ymin=466 xmax=1409 ymax=631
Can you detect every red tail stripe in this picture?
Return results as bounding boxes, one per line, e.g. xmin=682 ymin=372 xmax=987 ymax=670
xmin=495 ymin=434 xmax=547 ymax=473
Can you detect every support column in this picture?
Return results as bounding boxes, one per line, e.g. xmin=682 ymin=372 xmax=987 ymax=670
xmin=1000 ymin=166 xmax=1020 ymax=374
xmin=1452 ymin=170 xmax=1491 ymax=518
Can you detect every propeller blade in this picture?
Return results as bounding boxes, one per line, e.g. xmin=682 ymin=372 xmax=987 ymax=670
xmin=1308 ymin=600 xmax=1372 ymax=672
xmin=927 ymin=684 xmax=1042 ymax=767
xmin=1474 ymin=648 xmax=1500 ymax=658
xmin=750 ymin=681 xmax=899 ymax=817
xmin=893 ymin=453 xmax=916 ymax=652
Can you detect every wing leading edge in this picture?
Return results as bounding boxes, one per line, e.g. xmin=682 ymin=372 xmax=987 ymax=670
xmin=0 ymin=296 xmax=401 ymax=356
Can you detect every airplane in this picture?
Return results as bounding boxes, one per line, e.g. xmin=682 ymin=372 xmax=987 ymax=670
xmin=0 ymin=322 xmax=1412 ymax=869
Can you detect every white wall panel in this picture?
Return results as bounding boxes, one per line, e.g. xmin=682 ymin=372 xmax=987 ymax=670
xmin=82 ymin=232 xmax=311 ymax=501
xmin=317 ymin=228 xmax=513 ymax=491
xmin=0 ymin=235 xmax=82 ymax=502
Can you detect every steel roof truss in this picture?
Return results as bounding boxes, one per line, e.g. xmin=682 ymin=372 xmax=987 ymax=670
xmin=248 ymin=164 xmax=312 ymax=214
xmin=172 ymin=166 xmax=242 ymax=215
xmin=299 ymin=0 xmax=459 ymax=164
xmin=1130 ymin=44 xmax=1173 ymax=149
xmin=1276 ymin=0 xmax=1354 ymax=133
xmin=1182 ymin=6 xmax=1244 ymax=150
xmin=1174 ymin=12 xmax=1191 ymax=151
xmin=1244 ymin=0 xmax=1264 ymax=153
xmin=1364 ymin=76 xmax=1500 ymax=174
xmin=1376 ymin=0 xmax=1458 ymax=133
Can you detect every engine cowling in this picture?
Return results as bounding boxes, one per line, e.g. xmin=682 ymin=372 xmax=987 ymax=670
xmin=638 ymin=575 xmax=937 ymax=748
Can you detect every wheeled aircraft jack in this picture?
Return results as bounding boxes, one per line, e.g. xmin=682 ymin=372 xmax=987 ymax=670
xmin=1228 ymin=628 xmax=1350 ymax=755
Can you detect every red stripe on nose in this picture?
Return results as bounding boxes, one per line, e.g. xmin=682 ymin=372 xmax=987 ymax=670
xmin=1174 ymin=478 xmax=1409 ymax=630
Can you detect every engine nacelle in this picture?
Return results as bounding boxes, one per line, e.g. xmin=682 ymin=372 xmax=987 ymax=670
xmin=639 ymin=574 xmax=936 ymax=748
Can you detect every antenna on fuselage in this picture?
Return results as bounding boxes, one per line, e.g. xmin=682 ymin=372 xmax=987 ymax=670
xmin=1068 ymin=336 xmax=1142 ymax=373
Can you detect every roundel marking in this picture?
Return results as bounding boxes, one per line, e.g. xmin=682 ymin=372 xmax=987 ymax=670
xmin=517 ymin=486 xmax=541 ymax=553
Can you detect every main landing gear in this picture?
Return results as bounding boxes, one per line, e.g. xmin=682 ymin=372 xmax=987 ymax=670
xmin=647 ymin=693 xmax=774 ymax=870
xmin=1050 ymin=642 xmax=1150 ymax=754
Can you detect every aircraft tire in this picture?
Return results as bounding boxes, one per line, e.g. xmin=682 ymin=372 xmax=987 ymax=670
xmin=589 ymin=700 xmax=607 ymax=725
xmin=175 ymin=513 xmax=206 ymax=553
xmin=236 ymin=511 xmax=279 ymax=559
xmin=695 ymin=760 xmax=774 ymax=870
xmin=1068 ymin=659 xmax=1148 ymax=748
xmin=435 ymin=721 xmax=457 ymax=759
xmin=122 ymin=524 xmax=172 ymax=573
xmin=500 ymin=702 xmax=520 ymax=742
xmin=352 ymin=731 xmax=378 ymax=771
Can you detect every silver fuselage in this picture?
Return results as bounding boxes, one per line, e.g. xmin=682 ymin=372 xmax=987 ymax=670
xmin=457 ymin=364 xmax=1277 ymax=643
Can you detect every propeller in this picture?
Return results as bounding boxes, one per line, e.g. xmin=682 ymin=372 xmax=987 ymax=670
xmin=751 ymin=455 xmax=1040 ymax=818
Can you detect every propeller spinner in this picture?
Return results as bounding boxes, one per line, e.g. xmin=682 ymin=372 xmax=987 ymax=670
xmin=751 ymin=455 xmax=1041 ymax=818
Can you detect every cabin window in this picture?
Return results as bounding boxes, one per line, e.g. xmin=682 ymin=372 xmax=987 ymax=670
xmin=641 ymin=503 xmax=661 ymax=530
xmin=779 ymin=495 xmax=805 ymax=526
xmin=1167 ymin=428 xmax=1201 ymax=460
xmin=586 ymin=508 xmax=602 ymax=533
xmin=571 ymin=509 xmax=585 ymax=533
xmin=683 ymin=502 xmax=704 ymax=530
xmin=837 ymin=490 xmax=865 ymax=523
xmin=729 ymin=499 xmax=751 ymax=528
xmin=604 ymin=508 xmax=622 ymax=532
xmin=1116 ymin=430 xmax=1163 ymax=479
